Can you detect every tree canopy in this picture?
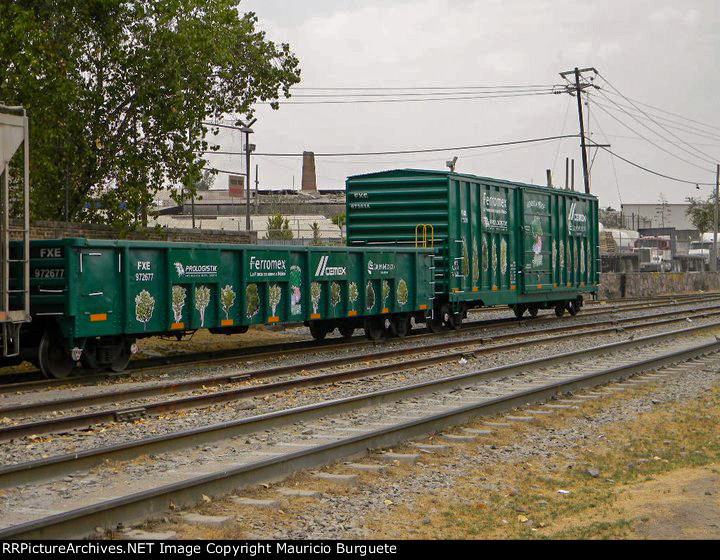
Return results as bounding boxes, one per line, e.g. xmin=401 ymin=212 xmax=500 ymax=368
xmin=686 ymin=194 xmax=717 ymax=235
xmin=0 ymin=0 xmax=301 ymax=229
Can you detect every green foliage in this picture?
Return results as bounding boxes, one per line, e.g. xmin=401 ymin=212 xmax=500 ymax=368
xmin=310 ymin=222 xmax=321 ymax=245
xmin=331 ymin=212 xmax=346 ymax=229
xmin=246 ymin=283 xmax=259 ymax=318
xmin=265 ymin=213 xmax=294 ymax=240
xmin=0 ymin=1 xmax=301 ymax=229
xmin=686 ymin=195 xmax=717 ymax=235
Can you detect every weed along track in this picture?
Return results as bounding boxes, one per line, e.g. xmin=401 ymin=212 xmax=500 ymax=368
xmin=1 ymin=320 xmax=719 ymax=538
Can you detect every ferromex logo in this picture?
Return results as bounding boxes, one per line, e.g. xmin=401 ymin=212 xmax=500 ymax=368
xmin=315 ymin=255 xmax=346 ymax=277
xmin=174 ymin=262 xmax=218 ymax=277
xmin=368 ymin=259 xmax=395 ymax=275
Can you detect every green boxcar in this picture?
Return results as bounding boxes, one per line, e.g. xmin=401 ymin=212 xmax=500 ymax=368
xmin=11 ymin=239 xmax=433 ymax=377
xmin=346 ymin=169 xmax=598 ymax=327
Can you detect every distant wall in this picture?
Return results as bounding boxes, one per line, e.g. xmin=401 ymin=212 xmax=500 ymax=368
xmin=599 ymin=272 xmax=720 ymax=299
xmin=11 ymin=220 xmax=257 ymax=244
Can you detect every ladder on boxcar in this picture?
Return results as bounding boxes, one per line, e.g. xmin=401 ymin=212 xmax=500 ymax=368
xmin=0 ymin=106 xmax=31 ymax=358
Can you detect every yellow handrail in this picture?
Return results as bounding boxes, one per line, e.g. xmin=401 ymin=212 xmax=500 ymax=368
xmin=415 ymin=224 xmax=434 ymax=248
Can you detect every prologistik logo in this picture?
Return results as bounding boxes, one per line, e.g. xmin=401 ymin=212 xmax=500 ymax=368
xmin=367 ymin=259 xmax=395 ymax=275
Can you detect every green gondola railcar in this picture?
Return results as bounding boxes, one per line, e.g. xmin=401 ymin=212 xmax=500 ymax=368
xmin=346 ymin=169 xmax=599 ymax=329
xmin=11 ymin=239 xmax=433 ymax=378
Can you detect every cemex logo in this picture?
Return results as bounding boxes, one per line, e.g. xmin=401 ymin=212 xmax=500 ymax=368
xmin=315 ymin=255 xmax=346 ymax=277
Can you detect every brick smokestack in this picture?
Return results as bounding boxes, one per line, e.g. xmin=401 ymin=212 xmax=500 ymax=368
xmin=301 ymin=151 xmax=317 ymax=191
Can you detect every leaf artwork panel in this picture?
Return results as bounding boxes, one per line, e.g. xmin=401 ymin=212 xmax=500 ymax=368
xmin=580 ymin=242 xmax=586 ymax=274
xmin=195 ymin=285 xmax=211 ymax=327
xmin=382 ymin=280 xmax=390 ymax=308
xmin=491 ymin=238 xmax=497 ymax=273
xmin=330 ymin=282 xmax=341 ymax=310
xmin=348 ymin=282 xmax=359 ymax=310
xmin=397 ymin=279 xmax=409 ymax=307
xmin=221 ymin=285 xmax=236 ymax=320
xmin=500 ymin=238 xmax=507 ymax=275
xmin=482 ymin=237 xmax=489 ymax=273
xmin=246 ymin=284 xmax=260 ymax=319
xmin=366 ymin=281 xmax=375 ymax=311
xmin=311 ymin=282 xmax=322 ymax=314
xmin=171 ymin=285 xmax=186 ymax=323
xmin=290 ymin=265 xmax=302 ymax=315
xmin=268 ymin=284 xmax=282 ymax=316
xmin=472 ymin=241 xmax=479 ymax=286
xmin=135 ymin=290 xmax=155 ymax=331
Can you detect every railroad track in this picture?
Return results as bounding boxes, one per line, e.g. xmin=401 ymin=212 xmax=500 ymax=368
xmin=2 ymin=292 xmax=718 ymax=393
xmin=2 ymin=300 xmax=720 ymax=440
xmin=1 ymin=319 xmax=718 ymax=539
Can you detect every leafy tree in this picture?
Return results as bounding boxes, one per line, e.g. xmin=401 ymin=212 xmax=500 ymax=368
xmin=331 ymin=212 xmax=346 ymax=229
xmin=265 ymin=213 xmax=294 ymax=240
xmin=686 ymin=195 xmax=717 ymax=235
xmin=0 ymin=1 xmax=301 ymax=229
xmin=366 ymin=281 xmax=375 ymax=311
xmin=330 ymin=282 xmax=341 ymax=310
xmin=310 ymin=222 xmax=321 ymax=245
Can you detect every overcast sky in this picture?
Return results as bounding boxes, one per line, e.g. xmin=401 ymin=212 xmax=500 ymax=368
xmin=203 ymin=0 xmax=720 ymax=209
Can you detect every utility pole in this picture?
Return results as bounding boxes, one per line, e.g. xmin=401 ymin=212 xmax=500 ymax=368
xmin=559 ymin=67 xmax=597 ymax=195
xmin=713 ymin=163 xmax=719 ymax=272
xmin=236 ymin=117 xmax=257 ymax=231
xmin=255 ymin=163 xmax=259 ymax=212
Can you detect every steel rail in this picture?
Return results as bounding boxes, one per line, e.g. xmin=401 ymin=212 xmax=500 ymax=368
xmin=1 ymin=330 xmax=718 ymax=539
xmin=1 ymin=304 xmax=719 ymax=439
xmin=2 ymin=318 xmax=720 ymax=493
xmin=1 ymin=292 xmax=717 ymax=395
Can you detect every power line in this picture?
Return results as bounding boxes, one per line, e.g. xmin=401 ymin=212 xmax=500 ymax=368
xmin=291 ymin=84 xmax=556 ymax=91
xmin=597 ymin=72 xmax=718 ymax=164
xmin=197 ymin=134 xmax=580 ymax=157
xmin=594 ymin=144 xmax=714 ymax=186
xmin=288 ymin=88 xmax=556 ymax=98
xmin=600 ymin=88 xmax=720 ymax=133
xmin=254 ymin=90 xmax=559 ymax=105
xmin=591 ymin=95 xmax=716 ymax=173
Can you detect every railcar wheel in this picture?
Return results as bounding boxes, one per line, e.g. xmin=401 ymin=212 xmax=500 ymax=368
xmin=513 ymin=304 xmax=527 ymax=319
xmin=528 ymin=306 xmax=539 ymax=319
xmin=448 ymin=312 xmax=463 ymax=330
xmin=554 ymin=304 xmax=566 ymax=318
xmin=390 ymin=316 xmax=411 ymax=338
xmin=110 ymin=340 xmax=134 ymax=373
xmin=427 ymin=317 xmax=445 ymax=333
xmin=338 ymin=323 xmax=355 ymax=339
xmin=364 ymin=319 xmax=384 ymax=341
xmin=566 ymin=301 xmax=578 ymax=316
xmin=37 ymin=330 xmax=75 ymax=379
xmin=309 ymin=323 xmax=327 ymax=341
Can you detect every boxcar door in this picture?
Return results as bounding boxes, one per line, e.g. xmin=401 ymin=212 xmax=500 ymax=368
xmin=520 ymin=189 xmax=553 ymax=294
xmin=76 ymin=247 xmax=120 ymax=336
